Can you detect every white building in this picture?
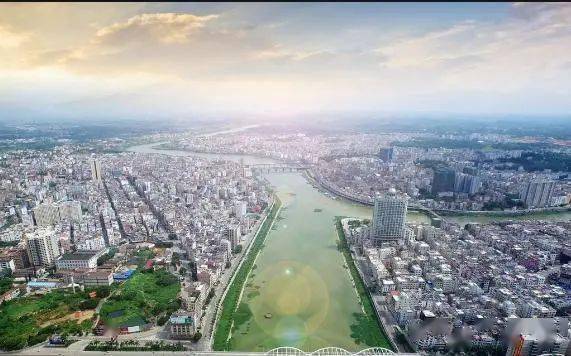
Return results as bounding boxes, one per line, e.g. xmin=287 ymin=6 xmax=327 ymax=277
xmin=233 ymin=201 xmax=247 ymax=218
xmin=55 ymin=251 xmax=101 ymax=270
xmin=26 ymin=227 xmax=61 ymax=267
xmin=76 ymin=236 xmax=106 ymax=251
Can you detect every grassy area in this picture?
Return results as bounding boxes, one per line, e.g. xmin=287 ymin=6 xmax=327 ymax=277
xmin=335 ymin=218 xmax=393 ymax=350
xmin=133 ymin=248 xmax=156 ymax=269
xmin=212 ymin=196 xmax=281 ymax=351
xmin=0 ymin=288 xmax=104 ymax=351
xmin=100 ymin=268 xmax=180 ymax=328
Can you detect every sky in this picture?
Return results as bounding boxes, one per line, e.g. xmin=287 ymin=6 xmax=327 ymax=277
xmin=0 ymin=2 xmax=570 ymax=122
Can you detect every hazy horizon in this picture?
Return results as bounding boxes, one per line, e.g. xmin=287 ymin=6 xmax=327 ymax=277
xmin=1 ymin=2 xmax=570 ymax=121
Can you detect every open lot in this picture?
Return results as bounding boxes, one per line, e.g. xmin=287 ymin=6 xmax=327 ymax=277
xmin=0 ymin=288 xmax=99 ymax=351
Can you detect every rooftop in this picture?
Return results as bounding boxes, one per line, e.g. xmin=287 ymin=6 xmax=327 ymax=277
xmin=58 ymin=252 xmax=97 ymax=261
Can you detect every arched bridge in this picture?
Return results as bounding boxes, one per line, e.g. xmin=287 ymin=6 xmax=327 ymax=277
xmin=194 ymin=347 xmax=415 ymax=355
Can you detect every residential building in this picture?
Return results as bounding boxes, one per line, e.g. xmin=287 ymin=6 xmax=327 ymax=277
xmin=26 ymin=227 xmax=61 ymax=267
xmin=371 ymin=189 xmax=408 ymax=244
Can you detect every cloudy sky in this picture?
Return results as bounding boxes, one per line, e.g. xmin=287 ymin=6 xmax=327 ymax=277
xmin=0 ymin=2 xmax=570 ymax=121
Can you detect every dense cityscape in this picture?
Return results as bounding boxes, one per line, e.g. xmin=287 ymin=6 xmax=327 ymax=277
xmin=1 ymin=2 xmax=571 ymax=356
xmin=0 ymin=122 xmax=570 ymax=355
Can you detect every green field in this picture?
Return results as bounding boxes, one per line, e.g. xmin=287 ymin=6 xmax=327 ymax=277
xmin=212 ymin=197 xmax=281 ymax=351
xmin=100 ymin=268 xmax=180 ymax=328
xmin=0 ymin=288 xmax=104 ymax=351
xmin=335 ymin=218 xmax=392 ymax=350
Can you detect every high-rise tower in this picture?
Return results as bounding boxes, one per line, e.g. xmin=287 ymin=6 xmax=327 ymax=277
xmin=371 ymin=189 xmax=408 ymax=245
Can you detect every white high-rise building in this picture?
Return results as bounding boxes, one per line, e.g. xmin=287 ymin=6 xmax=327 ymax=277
xmin=371 ymin=189 xmax=408 ymax=245
xmin=520 ymin=180 xmax=555 ymax=208
xmin=26 ymin=227 xmax=61 ymax=267
xmin=234 ymin=201 xmax=247 ymax=218
xmin=90 ymin=159 xmax=103 ymax=184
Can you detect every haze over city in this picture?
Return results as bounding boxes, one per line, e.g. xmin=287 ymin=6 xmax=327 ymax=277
xmin=1 ymin=2 xmax=571 ymax=121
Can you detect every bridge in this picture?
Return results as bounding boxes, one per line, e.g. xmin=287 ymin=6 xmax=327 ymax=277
xmin=320 ymin=153 xmax=378 ymax=162
xmin=196 ymin=347 xmax=415 ymax=355
xmin=310 ymin=172 xmax=441 ymax=220
xmin=247 ymin=163 xmax=308 ymax=174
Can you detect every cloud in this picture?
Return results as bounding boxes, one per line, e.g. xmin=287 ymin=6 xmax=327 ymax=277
xmin=374 ymin=2 xmax=571 ymax=94
xmin=94 ymin=13 xmax=219 ymax=44
xmin=0 ymin=3 xmax=570 ymax=118
xmin=0 ymin=25 xmax=29 ymax=48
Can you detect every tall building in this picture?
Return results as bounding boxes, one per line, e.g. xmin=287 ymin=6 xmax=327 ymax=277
xmin=233 ymin=201 xmax=247 ymax=218
xmin=432 ymin=167 xmax=456 ymax=194
xmin=520 ymin=180 xmax=555 ymax=208
xmin=378 ymin=147 xmax=394 ymax=162
xmin=454 ymin=173 xmax=481 ymax=194
xmin=90 ymin=159 xmax=103 ymax=184
xmin=225 ymin=225 xmax=241 ymax=249
xmin=26 ymin=227 xmax=61 ymax=267
xmin=371 ymin=189 xmax=408 ymax=245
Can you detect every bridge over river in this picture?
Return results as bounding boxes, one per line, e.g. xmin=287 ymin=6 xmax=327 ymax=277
xmin=247 ymin=163 xmax=309 ymax=173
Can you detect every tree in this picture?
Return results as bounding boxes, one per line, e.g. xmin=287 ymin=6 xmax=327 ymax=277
xmin=171 ymin=252 xmax=180 ymax=267
xmin=157 ymin=314 xmax=169 ymax=326
xmin=79 ymin=298 xmax=99 ymax=310
xmin=192 ymin=331 xmax=202 ymax=342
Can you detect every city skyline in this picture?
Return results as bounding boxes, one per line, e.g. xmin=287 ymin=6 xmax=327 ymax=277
xmin=1 ymin=2 xmax=570 ymax=121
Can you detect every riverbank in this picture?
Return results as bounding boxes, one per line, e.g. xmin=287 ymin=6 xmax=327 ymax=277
xmin=212 ymin=196 xmax=282 ymax=351
xmin=305 ymin=167 xmax=571 ymax=223
xmin=335 ymin=218 xmax=393 ymax=351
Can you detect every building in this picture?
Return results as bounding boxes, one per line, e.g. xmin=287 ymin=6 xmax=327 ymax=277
xmin=233 ymin=201 xmax=247 ymax=218
xmin=58 ymin=200 xmax=82 ymax=222
xmin=83 ymin=270 xmax=114 ymax=287
xmin=76 ymin=236 xmax=106 ymax=251
xmin=91 ymin=159 xmax=103 ymax=184
xmin=33 ymin=203 xmax=60 ymax=226
xmin=55 ymin=251 xmax=102 ymax=270
xmin=225 ymin=225 xmax=241 ymax=249
xmin=432 ymin=168 xmax=456 ymax=194
xmin=26 ymin=227 xmax=61 ymax=267
xmin=371 ymin=189 xmax=408 ymax=244
xmin=0 ymin=258 xmax=15 ymax=272
xmin=378 ymin=147 xmax=394 ymax=162
xmin=0 ymin=247 xmax=31 ymax=271
xmin=454 ymin=173 xmax=481 ymax=194
xmin=520 ymin=180 xmax=555 ymax=208
xmin=168 ymin=314 xmax=196 ymax=339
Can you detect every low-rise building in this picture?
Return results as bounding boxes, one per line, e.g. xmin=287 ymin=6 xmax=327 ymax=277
xmin=168 ymin=314 xmax=196 ymax=339
xmin=55 ymin=251 xmax=102 ymax=270
xmin=83 ymin=270 xmax=114 ymax=287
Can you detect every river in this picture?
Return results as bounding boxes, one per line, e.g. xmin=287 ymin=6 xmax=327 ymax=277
xmin=127 ymin=142 xmax=569 ymax=351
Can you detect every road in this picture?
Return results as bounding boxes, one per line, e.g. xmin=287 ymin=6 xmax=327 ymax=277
xmin=196 ymin=203 xmax=272 ymax=351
